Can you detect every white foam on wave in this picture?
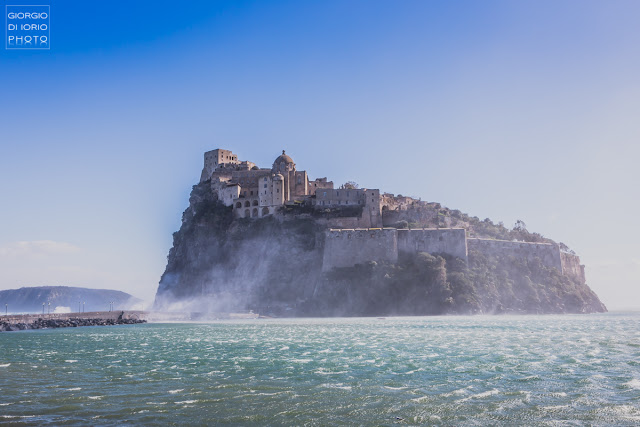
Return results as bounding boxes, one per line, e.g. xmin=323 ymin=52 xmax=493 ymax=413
xmin=460 ymin=389 xmax=499 ymax=401
xmin=66 ymin=387 xmax=82 ymax=391
xmin=1 ymin=415 xmax=35 ymax=419
xmin=0 ymin=363 xmax=10 ymax=367
xmin=441 ymin=388 xmax=469 ymax=397
xmin=0 ymin=403 xmax=13 ymax=406
xmin=624 ymin=379 xmax=640 ymax=389
xmin=65 ymin=360 xmax=78 ymax=363
xmin=88 ymin=396 xmax=103 ymax=400
xmin=168 ymin=389 xmax=184 ymax=394
xmin=176 ymin=400 xmax=198 ymax=404
xmin=314 ymin=368 xmax=347 ymax=375
xmin=321 ymin=383 xmax=352 ymax=391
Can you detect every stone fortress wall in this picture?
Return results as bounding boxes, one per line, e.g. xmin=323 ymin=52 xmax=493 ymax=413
xmin=397 ymin=228 xmax=468 ymax=262
xmin=466 ymin=238 xmax=562 ymax=271
xmin=322 ymin=228 xmax=398 ymax=271
xmin=322 ymin=228 xmax=586 ymax=283
xmin=322 ymin=228 xmax=468 ymax=272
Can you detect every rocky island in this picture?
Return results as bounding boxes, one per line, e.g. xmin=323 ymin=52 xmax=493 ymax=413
xmin=154 ymin=149 xmax=606 ymax=316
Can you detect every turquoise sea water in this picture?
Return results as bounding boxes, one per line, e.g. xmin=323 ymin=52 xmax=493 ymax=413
xmin=1 ymin=314 xmax=640 ymax=425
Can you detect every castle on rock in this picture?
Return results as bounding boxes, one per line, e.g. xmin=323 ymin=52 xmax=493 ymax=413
xmin=200 ymin=148 xmax=382 ymax=227
xmin=199 ymin=148 xmax=585 ymax=282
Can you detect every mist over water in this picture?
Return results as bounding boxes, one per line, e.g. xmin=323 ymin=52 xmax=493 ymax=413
xmin=1 ymin=314 xmax=639 ymax=425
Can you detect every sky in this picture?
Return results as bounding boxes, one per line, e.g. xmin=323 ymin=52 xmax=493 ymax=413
xmin=0 ymin=0 xmax=639 ymax=309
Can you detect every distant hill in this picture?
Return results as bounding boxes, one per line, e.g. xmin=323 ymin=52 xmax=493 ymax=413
xmin=0 ymin=286 xmax=142 ymax=314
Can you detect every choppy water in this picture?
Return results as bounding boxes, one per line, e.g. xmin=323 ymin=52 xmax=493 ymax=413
xmin=1 ymin=314 xmax=640 ymax=425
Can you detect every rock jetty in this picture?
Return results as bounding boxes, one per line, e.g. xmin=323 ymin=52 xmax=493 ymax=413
xmin=0 ymin=311 xmax=147 ymax=332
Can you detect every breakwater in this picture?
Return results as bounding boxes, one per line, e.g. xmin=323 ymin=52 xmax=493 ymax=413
xmin=0 ymin=311 xmax=147 ymax=332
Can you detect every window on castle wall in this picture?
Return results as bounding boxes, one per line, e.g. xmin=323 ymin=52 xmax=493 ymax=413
xmin=264 ymin=184 xmax=267 ymax=188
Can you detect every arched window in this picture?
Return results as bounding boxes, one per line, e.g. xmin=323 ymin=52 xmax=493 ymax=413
xmin=252 ymin=208 xmax=258 ymax=217
xmin=235 ymin=202 xmax=242 ymax=209
xmin=244 ymin=209 xmax=250 ymax=217
xmin=244 ymin=201 xmax=251 ymax=207
xmin=262 ymin=207 xmax=269 ymax=216
xmin=252 ymin=200 xmax=259 ymax=206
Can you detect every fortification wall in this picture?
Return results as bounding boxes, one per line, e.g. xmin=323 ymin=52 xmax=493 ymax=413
xmin=322 ymin=228 xmax=397 ymax=272
xmin=467 ymin=238 xmax=562 ymax=271
xmin=560 ymin=252 xmax=586 ymax=283
xmin=397 ymin=228 xmax=468 ymax=261
xmin=321 ymin=229 xmax=585 ymax=282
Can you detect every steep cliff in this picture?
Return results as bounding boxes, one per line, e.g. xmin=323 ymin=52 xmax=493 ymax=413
xmin=155 ymin=181 xmax=324 ymax=314
xmin=154 ymin=181 xmax=606 ymax=315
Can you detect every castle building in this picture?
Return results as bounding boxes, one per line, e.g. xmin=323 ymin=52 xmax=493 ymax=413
xmin=197 ymin=148 xmax=586 ymax=283
xmin=200 ymin=148 xmax=380 ymax=223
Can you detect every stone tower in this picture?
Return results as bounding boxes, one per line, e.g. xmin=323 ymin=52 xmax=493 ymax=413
xmin=272 ymin=150 xmax=296 ymax=201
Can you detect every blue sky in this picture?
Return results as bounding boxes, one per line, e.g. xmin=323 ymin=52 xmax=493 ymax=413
xmin=1 ymin=0 xmax=639 ymax=309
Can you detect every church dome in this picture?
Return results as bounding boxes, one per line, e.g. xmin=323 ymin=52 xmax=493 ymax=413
xmin=274 ymin=150 xmax=294 ymax=165
xmin=272 ymin=150 xmax=295 ymax=172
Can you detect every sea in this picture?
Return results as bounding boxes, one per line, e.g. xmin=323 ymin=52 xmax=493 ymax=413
xmin=1 ymin=313 xmax=639 ymax=425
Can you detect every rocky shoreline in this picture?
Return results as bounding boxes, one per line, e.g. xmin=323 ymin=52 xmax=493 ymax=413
xmin=0 ymin=317 xmax=146 ymax=332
